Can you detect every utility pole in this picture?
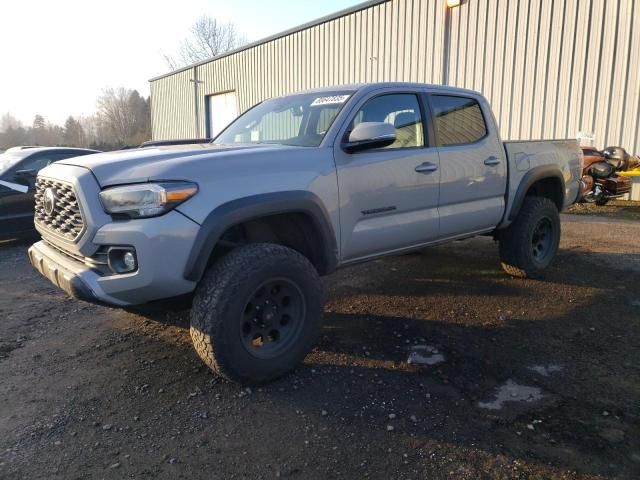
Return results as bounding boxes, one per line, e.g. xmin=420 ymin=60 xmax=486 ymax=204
xmin=442 ymin=0 xmax=460 ymax=85
xmin=190 ymin=67 xmax=204 ymax=138
xmin=442 ymin=4 xmax=452 ymax=85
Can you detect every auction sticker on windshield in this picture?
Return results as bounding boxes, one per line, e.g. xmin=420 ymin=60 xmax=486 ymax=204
xmin=311 ymin=95 xmax=350 ymax=106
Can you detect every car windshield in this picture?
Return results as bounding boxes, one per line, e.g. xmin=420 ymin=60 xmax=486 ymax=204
xmin=0 ymin=151 xmax=30 ymax=176
xmin=214 ymin=91 xmax=355 ymax=147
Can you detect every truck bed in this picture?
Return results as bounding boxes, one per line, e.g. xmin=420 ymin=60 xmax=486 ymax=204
xmin=502 ymin=139 xmax=582 ymax=224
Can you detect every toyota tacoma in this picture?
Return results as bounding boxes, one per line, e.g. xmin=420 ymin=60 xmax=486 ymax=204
xmin=28 ymin=83 xmax=582 ymax=383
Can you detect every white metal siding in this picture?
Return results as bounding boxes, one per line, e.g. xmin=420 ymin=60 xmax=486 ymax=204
xmin=150 ymin=0 xmax=640 ymax=155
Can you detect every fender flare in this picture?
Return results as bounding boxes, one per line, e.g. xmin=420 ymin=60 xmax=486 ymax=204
xmin=183 ymin=191 xmax=339 ymax=282
xmin=507 ymin=165 xmax=566 ymax=222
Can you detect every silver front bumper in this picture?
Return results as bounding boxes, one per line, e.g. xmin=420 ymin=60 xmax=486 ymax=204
xmin=30 ymin=207 xmax=201 ymax=306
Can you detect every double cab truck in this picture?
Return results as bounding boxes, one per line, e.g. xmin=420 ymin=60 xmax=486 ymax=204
xmin=28 ymin=83 xmax=582 ymax=384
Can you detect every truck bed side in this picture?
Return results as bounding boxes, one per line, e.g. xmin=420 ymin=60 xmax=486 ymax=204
xmin=500 ymin=139 xmax=582 ymax=228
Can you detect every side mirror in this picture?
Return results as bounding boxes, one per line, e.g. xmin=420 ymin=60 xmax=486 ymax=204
xmin=343 ymin=122 xmax=396 ymax=153
xmin=14 ymin=169 xmax=37 ymax=179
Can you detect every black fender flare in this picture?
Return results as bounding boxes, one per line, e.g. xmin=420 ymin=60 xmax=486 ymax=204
xmin=183 ymin=191 xmax=339 ymax=282
xmin=507 ymin=165 xmax=566 ymax=222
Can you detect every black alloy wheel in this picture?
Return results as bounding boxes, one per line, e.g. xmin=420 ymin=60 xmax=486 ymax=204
xmin=240 ymin=278 xmax=306 ymax=359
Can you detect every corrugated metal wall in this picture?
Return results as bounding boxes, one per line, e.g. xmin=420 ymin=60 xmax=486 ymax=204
xmin=150 ymin=0 xmax=640 ymax=155
xmin=149 ymin=68 xmax=196 ymax=139
xmin=446 ymin=0 xmax=640 ymax=154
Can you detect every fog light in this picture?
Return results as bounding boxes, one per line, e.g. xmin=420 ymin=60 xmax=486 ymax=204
xmin=107 ymin=247 xmax=137 ymax=274
xmin=123 ymin=251 xmax=136 ymax=271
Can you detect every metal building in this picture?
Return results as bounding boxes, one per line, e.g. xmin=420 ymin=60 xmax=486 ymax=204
xmin=149 ymin=0 xmax=640 ymax=155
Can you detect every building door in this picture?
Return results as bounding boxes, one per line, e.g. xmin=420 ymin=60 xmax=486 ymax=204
xmin=208 ymin=91 xmax=238 ymax=139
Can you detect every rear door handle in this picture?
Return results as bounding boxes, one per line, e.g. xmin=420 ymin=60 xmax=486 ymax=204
xmin=484 ymin=156 xmax=500 ymax=166
xmin=415 ymin=162 xmax=438 ymax=174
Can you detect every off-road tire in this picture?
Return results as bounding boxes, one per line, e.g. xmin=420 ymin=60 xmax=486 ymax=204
xmin=190 ymin=243 xmax=323 ymax=384
xmin=498 ymin=196 xmax=560 ymax=279
xmin=595 ymin=198 xmax=609 ymax=206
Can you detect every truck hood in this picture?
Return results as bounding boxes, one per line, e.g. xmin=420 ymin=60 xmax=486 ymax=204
xmin=58 ymin=143 xmax=302 ymax=187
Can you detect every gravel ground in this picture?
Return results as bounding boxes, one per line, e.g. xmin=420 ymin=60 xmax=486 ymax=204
xmin=1 ymin=212 xmax=639 ymax=479
xmin=566 ymin=200 xmax=640 ymax=221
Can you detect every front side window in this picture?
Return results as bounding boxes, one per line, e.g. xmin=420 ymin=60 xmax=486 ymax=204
xmin=350 ymin=94 xmax=424 ymax=149
xmin=215 ymin=91 xmax=354 ymax=147
xmin=430 ymin=95 xmax=487 ymax=146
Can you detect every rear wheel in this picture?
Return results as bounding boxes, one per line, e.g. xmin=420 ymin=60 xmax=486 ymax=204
xmin=499 ymin=196 xmax=561 ymax=278
xmin=190 ymin=243 xmax=323 ymax=384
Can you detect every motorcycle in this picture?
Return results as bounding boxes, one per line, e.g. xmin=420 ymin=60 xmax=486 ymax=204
xmin=579 ymin=145 xmax=637 ymax=205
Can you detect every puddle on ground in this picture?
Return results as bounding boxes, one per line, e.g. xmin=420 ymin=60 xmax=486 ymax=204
xmin=478 ymin=379 xmax=544 ymax=410
xmin=407 ymin=345 xmax=445 ymax=366
xmin=528 ymin=365 xmax=563 ymax=377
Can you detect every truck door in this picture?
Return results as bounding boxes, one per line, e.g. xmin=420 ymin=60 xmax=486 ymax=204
xmin=427 ymin=94 xmax=507 ymax=237
xmin=333 ymin=91 xmax=440 ymax=261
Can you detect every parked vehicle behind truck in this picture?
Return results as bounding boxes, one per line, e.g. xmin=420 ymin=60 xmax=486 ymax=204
xmin=0 ymin=146 xmax=100 ymax=240
xmin=28 ymin=83 xmax=582 ymax=384
xmin=579 ymin=145 xmax=637 ymax=205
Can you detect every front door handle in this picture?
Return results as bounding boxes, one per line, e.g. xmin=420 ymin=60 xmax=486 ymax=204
xmin=415 ymin=162 xmax=438 ymax=174
xmin=484 ymin=156 xmax=500 ymax=166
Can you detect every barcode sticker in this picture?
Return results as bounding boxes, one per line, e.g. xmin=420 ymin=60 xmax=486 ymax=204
xmin=311 ymin=95 xmax=350 ymax=106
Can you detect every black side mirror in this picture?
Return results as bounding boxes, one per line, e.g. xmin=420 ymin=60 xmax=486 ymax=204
xmin=343 ymin=122 xmax=396 ymax=153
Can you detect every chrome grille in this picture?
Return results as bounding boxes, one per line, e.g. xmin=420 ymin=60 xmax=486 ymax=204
xmin=34 ymin=177 xmax=85 ymax=241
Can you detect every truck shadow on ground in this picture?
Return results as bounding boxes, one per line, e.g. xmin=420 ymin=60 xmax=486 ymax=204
xmin=121 ymin=240 xmax=639 ymax=478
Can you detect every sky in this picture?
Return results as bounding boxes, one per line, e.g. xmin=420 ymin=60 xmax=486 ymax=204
xmin=0 ymin=0 xmax=364 ymax=126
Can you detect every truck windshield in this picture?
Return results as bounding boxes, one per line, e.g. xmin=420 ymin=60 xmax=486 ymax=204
xmin=214 ymin=91 xmax=354 ymax=147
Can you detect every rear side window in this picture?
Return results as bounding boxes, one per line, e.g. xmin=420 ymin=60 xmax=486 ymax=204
xmin=430 ymin=95 xmax=487 ymax=146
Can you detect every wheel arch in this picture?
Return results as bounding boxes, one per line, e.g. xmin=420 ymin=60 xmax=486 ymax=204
xmin=183 ymin=191 xmax=339 ymax=282
xmin=507 ymin=166 xmax=565 ymax=222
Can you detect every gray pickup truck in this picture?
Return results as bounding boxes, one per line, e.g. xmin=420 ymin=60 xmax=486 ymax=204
xmin=28 ymin=83 xmax=581 ymax=383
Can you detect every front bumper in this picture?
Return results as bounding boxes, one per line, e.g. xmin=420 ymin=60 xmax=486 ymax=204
xmin=29 ymin=241 xmax=109 ymax=305
xmin=29 ymin=210 xmax=201 ymax=306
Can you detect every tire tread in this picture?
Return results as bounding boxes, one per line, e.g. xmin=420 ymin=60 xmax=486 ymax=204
xmin=190 ymin=243 xmax=322 ymax=384
xmin=499 ymin=196 xmax=560 ymax=279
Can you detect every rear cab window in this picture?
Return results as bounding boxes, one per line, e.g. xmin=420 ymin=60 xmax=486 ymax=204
xmin=430 ymin=95 xmax=487 ymax=146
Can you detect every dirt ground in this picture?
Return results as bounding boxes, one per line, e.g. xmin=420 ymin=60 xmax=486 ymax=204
xmin=1 ymin=212 xmax=639 ymax=480
xmin=566 ymin=200 xmax=640 ymax=222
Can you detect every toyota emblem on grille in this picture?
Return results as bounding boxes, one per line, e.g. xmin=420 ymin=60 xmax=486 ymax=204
xmin=43 ymin=187 xmax=56 ymax=216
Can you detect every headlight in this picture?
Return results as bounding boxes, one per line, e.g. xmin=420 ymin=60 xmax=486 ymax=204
xmin=99 ymin=182 xmax=198 ymax=218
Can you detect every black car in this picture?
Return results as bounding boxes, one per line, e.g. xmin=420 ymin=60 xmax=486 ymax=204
xmin=0 ymin=146 xmax=99 ymax=240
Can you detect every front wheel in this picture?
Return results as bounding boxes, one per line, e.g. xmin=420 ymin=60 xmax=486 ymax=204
xmin=190 ymin=243 xmax=323 ymax=384
xmin=498 ymin=197 xmax=561 ymax=279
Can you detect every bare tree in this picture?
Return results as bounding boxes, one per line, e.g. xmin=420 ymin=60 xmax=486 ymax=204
xmin=78 ymin=115 xmax=99 ymax=145
xmin=0 ymin=113 xmax=22 ymax=132
xmin=63 ymin=116 xmax=87 ymax=147
xmin=0 ymin=87 xmax=150 ymax=151
xmin=96 ymin=88 xmax=151 ymax=147
xmin=164 ymin=15 xmax=246 ymax=69
xmin=96 ymin=88 xmax=136 ymax=146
